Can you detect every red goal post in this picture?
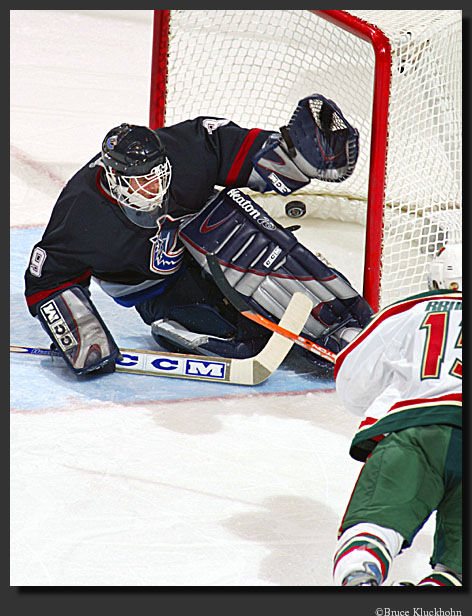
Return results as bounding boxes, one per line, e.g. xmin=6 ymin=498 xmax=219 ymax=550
xmin=149 ymin=10 xmax=462 ymax=313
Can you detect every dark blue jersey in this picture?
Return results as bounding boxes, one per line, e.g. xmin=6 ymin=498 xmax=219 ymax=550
xmin=25 ymin=118 xmax=271 ymax=315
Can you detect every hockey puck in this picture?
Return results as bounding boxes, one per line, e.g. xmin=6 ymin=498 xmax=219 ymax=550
xmin=285 ymin=200 xmax=306 ymax=218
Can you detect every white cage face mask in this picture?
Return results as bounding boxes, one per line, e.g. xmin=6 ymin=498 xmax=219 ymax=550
xmin=105 ymin=158 xmax=172 ymax=212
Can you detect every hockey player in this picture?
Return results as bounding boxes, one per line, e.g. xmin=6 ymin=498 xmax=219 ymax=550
xmin=332 ymin=244 xmax=462 ymax=587
xmin=24 ymin=94 xmax=370 ymax=377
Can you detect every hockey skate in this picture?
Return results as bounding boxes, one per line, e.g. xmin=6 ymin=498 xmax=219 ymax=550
xmin=342 ymin=562 xmax=381 ymax=586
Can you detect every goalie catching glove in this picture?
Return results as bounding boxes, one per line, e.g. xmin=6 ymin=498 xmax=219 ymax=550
xmin=179 ymin=188 xmax=372 ymax=357
xmin=37 ymin=285 xmax=120 ymax=375
xmin=251 ymin=94 xmax=359 ymax=195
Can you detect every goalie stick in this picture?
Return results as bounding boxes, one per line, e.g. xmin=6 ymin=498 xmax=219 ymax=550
xmin=11 ymin=291 xmax=312 ymax=386
xmin=207 ymin=254 xmax=336 ymax=364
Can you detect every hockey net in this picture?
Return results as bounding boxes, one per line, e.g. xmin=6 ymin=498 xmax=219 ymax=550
xmin=149 ymin=10 xmax=462 ymax=311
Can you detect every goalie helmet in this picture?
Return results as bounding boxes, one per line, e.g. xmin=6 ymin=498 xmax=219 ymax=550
xmin=101 ymin=123 xmax=172 ymax=225
xmin=428 ymin=244 xmax=462 ymax=291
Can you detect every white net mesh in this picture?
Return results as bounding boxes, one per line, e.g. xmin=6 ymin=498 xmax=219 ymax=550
xmin=158 ymin=10 xmax=462 ymax=308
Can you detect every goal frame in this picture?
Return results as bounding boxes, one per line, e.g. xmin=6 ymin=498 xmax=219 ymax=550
xmin=149 ymin=10 xmax=396 ymax=313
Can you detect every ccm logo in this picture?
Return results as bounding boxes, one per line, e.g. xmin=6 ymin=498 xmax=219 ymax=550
xmin=268 ymin=172 xmax=290 ymax=193
xmin=118 ymin=354 xmax=227 ymax=379
xmin=263 ymin=246 xmax=281 ymax=268
xmin=39 ymin=300 xmax=77 ymax=351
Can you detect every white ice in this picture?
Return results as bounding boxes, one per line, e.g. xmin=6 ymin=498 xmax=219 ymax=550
xmin=10 ymin=10 xmax=436 ymax=588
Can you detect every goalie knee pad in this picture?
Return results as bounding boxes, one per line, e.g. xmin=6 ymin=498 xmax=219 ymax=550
xmin=179 ymin=188 xmax=372 ymax=354
xmin=37 ymin=285 xmax=119 ymax=375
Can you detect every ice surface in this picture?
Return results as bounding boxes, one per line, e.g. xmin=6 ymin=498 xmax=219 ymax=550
xmin=10 ymin=10 xmax=439 ymax=593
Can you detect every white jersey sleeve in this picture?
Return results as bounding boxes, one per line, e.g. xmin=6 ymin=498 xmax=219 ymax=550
xmin=334 ymin=292 xmax=462 ymax=422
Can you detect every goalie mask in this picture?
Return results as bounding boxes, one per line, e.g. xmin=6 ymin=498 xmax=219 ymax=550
xmin=101 ymin=123 xmax=172 ymax=227
xmin=428 ymin=244 xmax=462 ymax=291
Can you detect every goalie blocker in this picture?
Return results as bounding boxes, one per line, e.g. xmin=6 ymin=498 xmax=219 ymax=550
xmin=37 ymin=285 xmax=120 ymax=375
xmin=179 ymin=188 xmax=372 ymax=356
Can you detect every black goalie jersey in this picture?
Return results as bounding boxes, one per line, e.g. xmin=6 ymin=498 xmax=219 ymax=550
xmin=25 ymin=118 xmax=272 ymax=315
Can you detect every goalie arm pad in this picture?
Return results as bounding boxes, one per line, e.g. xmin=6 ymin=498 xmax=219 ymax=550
xmin=179 ymin=188 xmax=372 ymax=353
xmin=251 ymin=94 xmax=359 ymax=195
xmin=37 ymin=285 xmax=120 ymax=375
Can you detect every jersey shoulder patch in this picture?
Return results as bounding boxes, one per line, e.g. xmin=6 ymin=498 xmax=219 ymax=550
xmin=202 ymin=118 xmax=230 ymax=134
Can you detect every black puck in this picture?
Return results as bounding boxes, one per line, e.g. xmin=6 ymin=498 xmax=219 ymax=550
xmin=285 ymin=200 xmax=306 ymax=218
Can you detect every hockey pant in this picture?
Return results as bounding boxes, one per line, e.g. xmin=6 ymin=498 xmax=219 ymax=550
xmin=338 ymin=424 xmax=462 ymax=577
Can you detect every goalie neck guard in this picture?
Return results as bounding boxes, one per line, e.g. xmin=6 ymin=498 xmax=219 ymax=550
xmin=101 ymin=123 xmax=172 ymax=227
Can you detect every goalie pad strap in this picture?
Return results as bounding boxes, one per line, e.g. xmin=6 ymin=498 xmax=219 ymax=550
xmin=179 ymin=188 xmax=372 ymax=351
xmin=37 ymin=285 xmax=119 ymax=375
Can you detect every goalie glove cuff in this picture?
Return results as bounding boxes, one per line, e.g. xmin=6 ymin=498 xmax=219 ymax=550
xmin=252 ymin=133 xmax=312 ymax=195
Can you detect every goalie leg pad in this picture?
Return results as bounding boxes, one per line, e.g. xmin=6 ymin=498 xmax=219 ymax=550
xmin=179 ymin=188 xmax=373 ymax=353
xmin=37 ymin=285 xmax=119 ymax=375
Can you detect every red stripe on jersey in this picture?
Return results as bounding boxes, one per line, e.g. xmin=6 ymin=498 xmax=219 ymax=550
xmin=334 ymin=292 xmax=462 ymax=378
xmin=224 ymin=129 xmax=263 ymax=185
xmin=357 ymin=416 xmax=378 ymax=430
xmin=26 ymin=270 xmax=92 ymax=308
xmin=388 ymin=392 xmax=462 ymax=412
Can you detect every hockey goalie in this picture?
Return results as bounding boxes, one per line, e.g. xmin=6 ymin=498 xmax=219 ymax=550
xmin=24 ymin=93 xmax=371 ymax=376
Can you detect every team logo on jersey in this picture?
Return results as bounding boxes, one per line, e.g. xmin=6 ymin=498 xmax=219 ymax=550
xmin=149 ymin=228 xmax=184 ymax=275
